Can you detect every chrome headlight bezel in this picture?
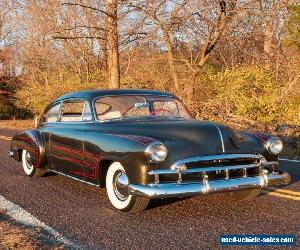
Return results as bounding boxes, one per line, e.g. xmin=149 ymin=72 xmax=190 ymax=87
xmin=145 ymin=142 xmax=168 ymax=163
xmin=266 ymin=137 xmax=283 ymax=155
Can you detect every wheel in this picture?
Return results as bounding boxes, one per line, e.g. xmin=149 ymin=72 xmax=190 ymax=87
xmin=231 ymin=189 xmax=261 ymax=201
xmin=22 ymin=150 xmax=46 ymax=177
xmin=106 ymin=162 xmax=150 ymax=213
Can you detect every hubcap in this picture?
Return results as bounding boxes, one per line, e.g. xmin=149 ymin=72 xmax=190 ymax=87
xmin=25 ymin=151 xmax=34 ymax=170
xmin=113 ymin=171 xmax=129 ymax=201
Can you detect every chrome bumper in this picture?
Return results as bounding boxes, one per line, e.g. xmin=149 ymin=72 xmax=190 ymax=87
xmin=129 ymin=172 xmax=291 ymax=198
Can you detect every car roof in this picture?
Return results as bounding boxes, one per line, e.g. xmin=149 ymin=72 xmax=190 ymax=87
xmin=54 ymin=89 xmax=176 ymax=102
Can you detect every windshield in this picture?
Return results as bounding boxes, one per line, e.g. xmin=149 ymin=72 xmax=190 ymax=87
xmin=94 ymin=95 xmax=192 ymax=121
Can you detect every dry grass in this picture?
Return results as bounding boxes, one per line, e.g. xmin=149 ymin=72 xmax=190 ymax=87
xmin=0 ymin=120 xmax=34 ymax=130
xmin=0 ymin=209 xmax=39 ymax=249
xmin=0 ymin=222 xmax=39 ymax=249
xmin=0 ymin=209 xmax=64 ymax=249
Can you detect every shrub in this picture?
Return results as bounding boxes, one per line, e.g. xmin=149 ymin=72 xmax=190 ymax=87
xmin=16 ymin=70 xmax=107 ymax=114
xmin=195 ymin=64 xmax=300 ymax=126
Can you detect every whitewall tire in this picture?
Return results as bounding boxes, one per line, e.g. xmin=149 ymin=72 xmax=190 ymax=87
xmin=106 ymin=162 xmax=150 ymax=213
xmin=22 ymin=150 xmax=46 ymax=177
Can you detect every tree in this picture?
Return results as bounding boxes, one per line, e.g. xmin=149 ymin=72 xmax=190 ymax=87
xmin=287 ymin=4 xmax=300 ymax=49
xmin=54 ymin=0 xmax=120 ymax=88
xmin=106 ymin=0 xmax=120 ymax=88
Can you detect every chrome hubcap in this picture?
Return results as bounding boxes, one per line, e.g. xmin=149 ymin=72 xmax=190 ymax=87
xmin=113 ymin=171 xmax=129 ymax=201
xmin=25 ymin=151 xmax=33 ymax=170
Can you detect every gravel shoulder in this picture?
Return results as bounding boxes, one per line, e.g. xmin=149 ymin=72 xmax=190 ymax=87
xmin=0 ymin=209 xmax=64 ymax=249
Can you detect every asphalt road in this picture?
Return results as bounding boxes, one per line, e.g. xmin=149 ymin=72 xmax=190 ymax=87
xmin=0 ymin=128 xmax=299 ymax=249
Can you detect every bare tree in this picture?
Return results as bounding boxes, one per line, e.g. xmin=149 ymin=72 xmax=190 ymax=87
xmin=129 ymin=0 xmax=190 ymax=91
xmin=130 ymin=0 xmax=236 ymax=95
xmin=55 ymin=0 xmax=120 ymax=88
xmin=256 ymin=0 xmax=292 ymax=58
xmin=106 ymin=0 xmax=120 ymax=88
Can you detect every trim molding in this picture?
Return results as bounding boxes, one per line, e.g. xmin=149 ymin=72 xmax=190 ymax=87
xmin=50 ymin=170 xmax=100 ymax=187
xmin=210 ymin=122 xmax=225 ymax=153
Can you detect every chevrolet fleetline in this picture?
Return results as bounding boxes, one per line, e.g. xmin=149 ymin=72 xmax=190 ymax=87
xmin=9 ymin=89 xmax=291 ymax=212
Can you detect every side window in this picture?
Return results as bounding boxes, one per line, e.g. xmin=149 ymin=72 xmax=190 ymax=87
xmin=95 ymin=102 xmax=118 ymax=120
xmin=44 ymin=103 xmax=61 ymax=123
xmin=60 ymin=100 xmax=85 ymax=122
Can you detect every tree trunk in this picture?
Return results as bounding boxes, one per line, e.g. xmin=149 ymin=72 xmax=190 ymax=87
xmin=106 ymin=0 xmax=120 ymax=89
xmin=162 ymin=29 xmax=179 ymax=91
xmin=101 ymin=27 xmax=108 ymax=70
xmin=263 ymin=21 xmax=274 ymax=57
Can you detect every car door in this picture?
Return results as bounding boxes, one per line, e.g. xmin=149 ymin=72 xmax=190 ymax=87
xmin=48 ymin=99 xmax=93 ymax=179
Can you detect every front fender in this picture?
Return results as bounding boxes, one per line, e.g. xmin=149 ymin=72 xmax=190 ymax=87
xmin=85 ymin=133 xmax=160 ymax=185
xmin=9 ymin=129 xmax=46 ymax=168
xmin=237 ymin=131 xmax=279 ymax=161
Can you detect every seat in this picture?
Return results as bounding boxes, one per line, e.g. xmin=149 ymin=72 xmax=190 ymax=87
xmin=99 ymin=111 xmax=122 ymax=120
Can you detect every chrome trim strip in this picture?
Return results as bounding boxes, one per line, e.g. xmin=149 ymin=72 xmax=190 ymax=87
xmin=224 ymin=168 xmax=229 ymax=180
xmin=149 ymin=163 xmax=260 ymax=175
xmin=210 ymin=122 xmax=225 ymax=153
xmin=50 ymin=170 xmax=100 ymax=187
xmin=171 ymin=153 xmax=264 ymax=170
xmin=129 ymin=172 xmax=291 ymax=198
xmin=149 ymin=161 xmax=279 ymax=175
xmin=260 ymin=161 xmax=279 ymax=167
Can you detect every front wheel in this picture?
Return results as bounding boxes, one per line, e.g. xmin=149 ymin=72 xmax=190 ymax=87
xmin=106 ymin=162 xmax=150 ymax=213
xmin=22 ymin=150 xmax=46 ymax=177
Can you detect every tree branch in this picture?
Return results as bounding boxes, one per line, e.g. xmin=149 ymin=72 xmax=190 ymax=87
xmin=61 ymin=2 xmax=112 ymax=18
xmin=53 ymin=35 xmax=105 ymax=40
xmin=62 ymin=25 xmax=106 ymax=32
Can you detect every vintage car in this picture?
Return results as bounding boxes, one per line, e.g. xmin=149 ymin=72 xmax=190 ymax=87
xmin=9 ymin=89 xmax=291 ymax=212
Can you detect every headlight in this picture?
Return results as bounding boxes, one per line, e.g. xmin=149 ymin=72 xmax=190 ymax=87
xmin=145 ymin=142 xmax=168 ymax=162
xmin=266 ymin=137 xmax=283 ymax=155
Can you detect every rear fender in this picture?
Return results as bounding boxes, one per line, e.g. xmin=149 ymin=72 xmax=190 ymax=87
xmin=9 ymin=130 xmax=46 ymax=168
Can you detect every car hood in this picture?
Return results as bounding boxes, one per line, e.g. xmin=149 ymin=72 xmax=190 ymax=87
xmin=101 ymin=119 xmax=263 ymax=162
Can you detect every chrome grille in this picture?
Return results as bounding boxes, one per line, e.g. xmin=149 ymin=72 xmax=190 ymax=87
xmin=148 ymin=154 xmax=279 ymax=184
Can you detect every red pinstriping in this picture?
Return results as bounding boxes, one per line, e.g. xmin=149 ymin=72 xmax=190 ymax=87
xmin=255 ymin=133 xmax=270 ymax=142
xmin=52 ymin=144 xmax=100 ymax=159
xmin=70 ymin=170 xmax=97 ymax=180
xmin=70 ymin=156 xmax=101 ymax=180
xmin=52 ymin=145 xmax=102 ymax=180
xmin=52 ymin=153 xmax=96 ymax=169
xmin=22 ymin=146 xmax=36 ymax=153
xmin=19 ymin=137 xmax=41 ymax=168
xmin=72 ymin=158 xmax=102 ymax=180
xmin=107 ymin=133 xmax=153 ymax=145
xmin=19 ymin=136 xmax=36 ymax=145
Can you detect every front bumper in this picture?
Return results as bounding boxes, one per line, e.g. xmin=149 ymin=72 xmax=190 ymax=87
xmin=129 ymin=171 xmax=291 ymax=198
